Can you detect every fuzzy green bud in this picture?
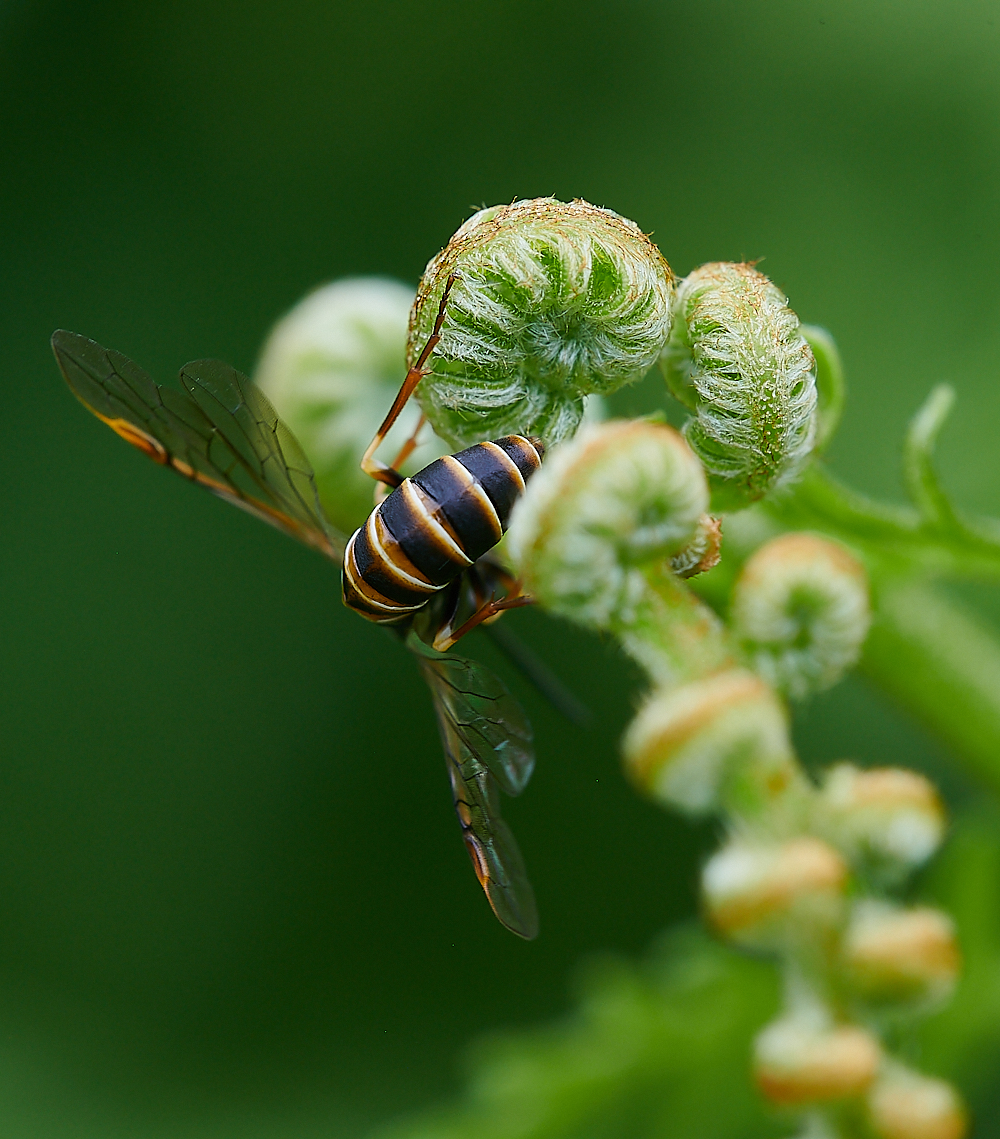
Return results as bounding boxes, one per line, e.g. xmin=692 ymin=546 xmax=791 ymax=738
xmin=867 ymin=1066 xmax=967 ymax=1139
xmin=660 ymin=262 xmax=818 ymax=511
xmin=255 ymin=277 xmax=444 ymax=532
xmin=409 ymin=197 xmax=675 ymax=449
xmin=754 ymin=1016 xmax=882 ymax=1105
xmin=731 ymin=533 xmax=871 ymax=699
xmin=842 ymin=901 xmax=960 ymax=1009
xmin=622 ymin=669 xmax=798 ymax=817
xmin=507 ymin=420 xmax=707 ymax=621
xmin=702 ymin=835 xmax=847 ymax=947
xmin=815 ymin=764 xmax=945 ymax=881
xmin=507 ymin=419 xmax=726 ymax=684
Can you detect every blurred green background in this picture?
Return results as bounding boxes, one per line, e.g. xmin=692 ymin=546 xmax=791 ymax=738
xmin=2 ymin=1 xmax=999 ymax=1135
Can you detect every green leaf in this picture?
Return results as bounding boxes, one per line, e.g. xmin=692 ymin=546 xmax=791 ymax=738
xmin=374 ymin=927 xmax=783 ymax=1139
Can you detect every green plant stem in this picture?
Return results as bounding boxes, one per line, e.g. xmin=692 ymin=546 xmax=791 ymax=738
xmin=861 ymin=577 xmax=1000 ymax=796
xmin=746 ymin=459 xmax=1000 ymax=794
xmin=771 ymin=465 xmax=1000 ymax=581
xmin=616 ymin=560 xmax=733 ymax=686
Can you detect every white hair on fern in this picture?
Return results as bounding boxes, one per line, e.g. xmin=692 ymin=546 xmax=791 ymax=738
xmin=507 ymin=419 xmax=708 ymax=630
xmin=730 ymin=533 xmax=871 ymax=700
xmin=661 ymin=262 xmax=818 ymax=510
xmin=408 ymin=198 xmax=675 ymax=449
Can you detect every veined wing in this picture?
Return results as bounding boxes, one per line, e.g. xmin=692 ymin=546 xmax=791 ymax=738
xmin=408 ymin=632 xmax=534 ymax=795
xmin=52 ymin=330 xmax=344 ymax=560
xmin=408 ymin=631 xmax=538 ymax=940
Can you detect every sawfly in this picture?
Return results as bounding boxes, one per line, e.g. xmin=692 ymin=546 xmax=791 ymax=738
xmin=52 ymin=279 xmax=552 ymax=938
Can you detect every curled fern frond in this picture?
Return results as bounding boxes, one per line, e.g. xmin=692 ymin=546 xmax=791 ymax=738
xmin=409 ymin=197 xmax=675 ymax=449
xmin=661 ymin=262 xmax=818 ymax=511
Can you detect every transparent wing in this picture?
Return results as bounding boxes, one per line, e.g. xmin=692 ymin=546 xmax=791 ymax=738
xmin=409 ymin=631 xmax=535 ymax=796
xmin=409 ymin=631 xmax=538 ymax=940
xmin=52 ymin=330 xmax=344 ymax=560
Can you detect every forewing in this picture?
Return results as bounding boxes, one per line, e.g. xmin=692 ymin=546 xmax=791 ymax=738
xmin=410 ymin=634 xmax=538 ymax=939
xmin=52 ymin=330 xmax=344 ymax=559
xmin=409 ymin=634 xmax=534 ymax=795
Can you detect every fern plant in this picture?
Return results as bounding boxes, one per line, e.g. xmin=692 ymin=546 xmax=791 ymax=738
xmin=59 ymin=196 xmax=1000 ymax=1139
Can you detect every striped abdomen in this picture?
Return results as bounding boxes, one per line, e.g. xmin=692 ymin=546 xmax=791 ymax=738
xmin=343 ymin=434 xmax=544 ymax=624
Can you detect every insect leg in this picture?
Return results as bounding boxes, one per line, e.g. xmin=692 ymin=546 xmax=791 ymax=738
xmin=361 ymin=273 xmax=458 ymax=489
xmin=432 ymin=590 xmax=534 ymax=652
xmin=372 ymin=412 xmax=428 ymax=506
xmin=470 ymin=557 xmax=589 ymax=724
xmin=389 ymin=412 xmax=426 ymax=472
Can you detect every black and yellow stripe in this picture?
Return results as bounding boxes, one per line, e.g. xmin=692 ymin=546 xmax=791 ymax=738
xmin=343 ymin=434 xmax=544 ymax=623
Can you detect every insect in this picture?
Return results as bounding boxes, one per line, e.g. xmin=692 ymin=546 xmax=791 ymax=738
xmin=343 ymin=279 xmax=544 ymax=648
xmin=51 ymin=283 xmax=544 ymax=938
